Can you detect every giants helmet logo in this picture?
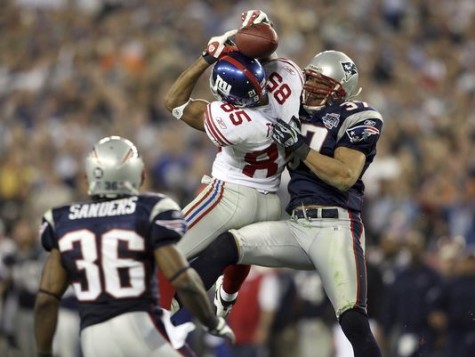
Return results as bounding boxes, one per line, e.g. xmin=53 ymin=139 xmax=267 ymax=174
xmin=213 ymin=74 xmax=232 ymax=96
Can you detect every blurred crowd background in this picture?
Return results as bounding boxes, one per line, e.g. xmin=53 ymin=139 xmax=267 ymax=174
xmin=0 ymin=0 xmax=474 ymax=356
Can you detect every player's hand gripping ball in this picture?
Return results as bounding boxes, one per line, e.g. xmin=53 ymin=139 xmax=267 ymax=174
xmin=234 ymin=22 xmax=278 ymax=59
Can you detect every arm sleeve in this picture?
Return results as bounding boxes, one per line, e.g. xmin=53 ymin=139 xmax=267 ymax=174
xmin=149 ymin=197 xmax=188 ymax=249
xmin=338 ymin=110 xmax=384 ymax=155
xmin=40 ymin=209 xmax=58 ymax=251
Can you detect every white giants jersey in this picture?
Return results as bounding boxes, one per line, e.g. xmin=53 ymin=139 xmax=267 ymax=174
xmin=204 ymin=58 xmax=304 ymax=192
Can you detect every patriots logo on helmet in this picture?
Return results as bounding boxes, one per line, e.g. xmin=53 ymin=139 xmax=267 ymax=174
xmin=341 ymin=61 xmax=357 ymax=82
xmin=346 ymin=124 xmax=380 ymax=143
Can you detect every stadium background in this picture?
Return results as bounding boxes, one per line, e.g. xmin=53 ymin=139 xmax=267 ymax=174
xmin=0 ymin=0 xmax=474 ymax=356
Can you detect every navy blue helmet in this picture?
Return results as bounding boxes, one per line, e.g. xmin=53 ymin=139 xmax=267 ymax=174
xmin=210 ymin=52 xmax=266 ymax=107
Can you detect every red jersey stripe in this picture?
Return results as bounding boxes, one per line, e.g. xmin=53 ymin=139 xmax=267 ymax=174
xmin=205 ymin=106 xmax=233 ymax=146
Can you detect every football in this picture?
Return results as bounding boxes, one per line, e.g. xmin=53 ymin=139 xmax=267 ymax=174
xmin=234 ymin=23 xmax=279 ymax=59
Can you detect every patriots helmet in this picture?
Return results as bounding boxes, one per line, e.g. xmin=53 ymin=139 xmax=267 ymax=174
xmin=210 ymin=52 xmax=267 ymax=108
xmin=303 ymin=50 xmax=362 ymax=111
xmin=85 ymin=136 xmax=144 ymax=198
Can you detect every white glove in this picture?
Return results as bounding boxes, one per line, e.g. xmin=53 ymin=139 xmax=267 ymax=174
xmin=161 ymin=309 xmax=196 ymax=349
xmin=202 ymin=29 xmax=238 ymax=64
xmin=241 ymin=9 xmax=271 ymax=27
xmin=206 ymin=317 xmax=236 ymax=344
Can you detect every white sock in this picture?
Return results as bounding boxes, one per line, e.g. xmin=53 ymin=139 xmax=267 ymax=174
xmin=220 ymin=287 xmax=238 ymax=302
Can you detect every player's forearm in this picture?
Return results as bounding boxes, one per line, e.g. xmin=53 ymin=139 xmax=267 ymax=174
xmin=176 ymin=289 xmax=218 ymax=328
xmin=164 ymin=57 xmax=210 ymax=130
xmin=34 ymin=295 xmax=60 ymax=354
xmin=303 ymin=150 xmax=358 ymax=192
xmin=164 ymin=56 xmax=210 ymax=112
xmin=173 ymin=270 xmax=219 ymax=330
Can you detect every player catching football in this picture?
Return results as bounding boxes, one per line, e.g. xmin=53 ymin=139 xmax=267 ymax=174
xmin=162 ymin=12 xmax=304 ymax=312
xmin=187 ymin=9 xmax=384 ymax=357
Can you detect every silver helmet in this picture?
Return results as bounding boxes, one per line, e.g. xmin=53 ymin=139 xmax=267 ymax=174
xmin=85 ymin=136 xmax=144 ymax=198
xmin=302 ymin=50 xmax=361 ymax=111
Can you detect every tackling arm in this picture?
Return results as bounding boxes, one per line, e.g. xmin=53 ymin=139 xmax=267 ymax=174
xmin=34 ymin=249 xmax=69 ymax=356
xmin=302 ymin=146 xmax=366 ymax=192
xmin=272 ymin=118 xmax=365 ymax=192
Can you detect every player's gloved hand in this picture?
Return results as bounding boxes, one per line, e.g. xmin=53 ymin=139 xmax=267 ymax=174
xmin=272 ymin=117 xmax=310 ymax=160
xmin=206 ymin=317 xmax=236 ymax=344
xmin=161 ymin=308 xmax=195 ymax=349
xmin=241 ymin=9 xmax=272 ymax=27
xmin=202 ymin=29 xmax=238 ymax=65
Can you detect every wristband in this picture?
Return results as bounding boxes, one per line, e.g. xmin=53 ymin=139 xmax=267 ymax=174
xmin=171 ymin=99 xmax=192 ymax=120
xmin=202 ymin=51 xmax=217 ymax=65
xmin=168 ymin=266 xmax=191 ymax=283
xmin=38 ymin=288 xmax=61 ymax=301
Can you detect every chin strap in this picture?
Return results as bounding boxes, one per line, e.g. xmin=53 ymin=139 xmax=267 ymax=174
xmin=348 ymin=87 xmax=363 ymax=100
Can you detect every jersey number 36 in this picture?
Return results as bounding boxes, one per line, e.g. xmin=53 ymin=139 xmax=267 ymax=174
xmin=59 ymin=229 xmax=146 ymax=301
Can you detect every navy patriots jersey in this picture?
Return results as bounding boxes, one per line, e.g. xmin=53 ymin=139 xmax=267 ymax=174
xmin=287 ymin=100 xmax=383 ymax=212
xmin=40 ymin=193 xmax=187 ymax=330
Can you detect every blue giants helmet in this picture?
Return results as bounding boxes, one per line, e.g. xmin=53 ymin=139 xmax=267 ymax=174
xmin=209 ymin=52 xmax=267 ymax=107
